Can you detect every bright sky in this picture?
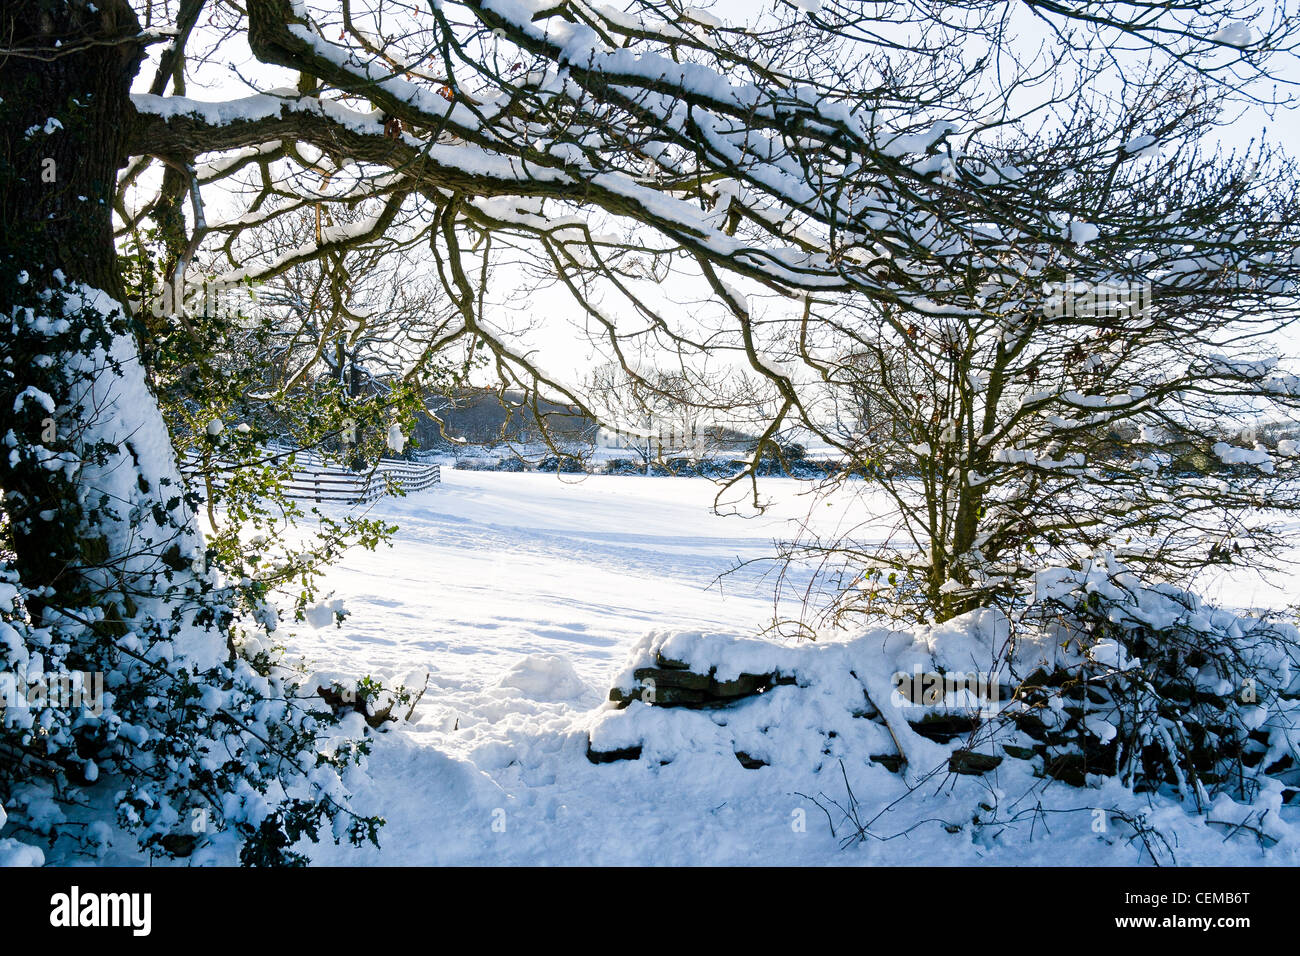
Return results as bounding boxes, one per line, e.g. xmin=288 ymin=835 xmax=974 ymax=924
xmin=125 ymin=0 xmax=1300 ymax=397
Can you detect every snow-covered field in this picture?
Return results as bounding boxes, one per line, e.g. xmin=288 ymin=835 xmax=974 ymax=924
xmin=297 ymin=469 xmax=832 ymax=696
xmin=253 ymin=471 xmax=1300 ymax=865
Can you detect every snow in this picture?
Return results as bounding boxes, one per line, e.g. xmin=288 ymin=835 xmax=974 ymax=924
xmin=12 ymin=386 xmax=55 ymax=415
xmin=23 ymin=117 xmax=63 ymax=138
xmin=279 ymin=471 xmax=827 ymax=694
xmin=680 ymin=7 xmax=724 ymax=29
xmin=42 ymin=282 xmax=227 ymax=670
xmin=496 ymin=655 xmax=588 ymax=701
xmin=303 ymin=597 xmax=345 ymax=629
xmin=1088 ymin=637 xmax=1130 ymax=669
xmin=1084 ymin=715 xmax=1118 ymax=745
xmin=102 ymin=469 xmax=1293 ymax=867
xmin=1122 ymin=134 xmax=1158 ymax=156
xmin=0 ymin=837 xmax=44 ymax=867
xmin=1211 ymin=23 xmax=1254 ymax=47
xmin=1064 ymin=221 xmax=1100 ymax=245
xmin=1212 ymin=441 xmax=1275 ymax=472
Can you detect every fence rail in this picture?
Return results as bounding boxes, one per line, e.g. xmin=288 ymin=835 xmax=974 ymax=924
xmin=180 ymin=448 xmax=440 ymax=504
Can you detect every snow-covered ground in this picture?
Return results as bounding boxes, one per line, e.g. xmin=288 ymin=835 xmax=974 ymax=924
xmin=226 ymin=469 xmax=1300 ymax=866
xmin=295 ymin=469 xmax=830 ymax=695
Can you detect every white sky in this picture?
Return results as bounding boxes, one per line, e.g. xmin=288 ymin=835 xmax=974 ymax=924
xmin=126 ymin=0 xmax=1300 ymax=395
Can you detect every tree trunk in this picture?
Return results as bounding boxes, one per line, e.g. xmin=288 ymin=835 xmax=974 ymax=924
xmin=1 ymin=0 xmax=140 ymax=298
xmin=1 ymin=0 xmax=202 ymax=632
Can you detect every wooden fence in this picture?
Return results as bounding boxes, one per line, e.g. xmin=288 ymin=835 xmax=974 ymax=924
xmin=180 ymin=448 xmax=440 ymax=505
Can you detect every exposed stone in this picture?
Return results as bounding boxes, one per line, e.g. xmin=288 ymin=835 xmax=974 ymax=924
xmin=608 ymin=686 xmax=639 ymax=708
xmin=634 ymin=666 xmax=711 ymax=690
xmin=948 ymin=750 xmax=1003 ymax=775
xmin=870 ymin=753 xmax=905 ymax=772
xmin=709 ymin=673 xmax=769 ymax=697
xmin=606 ymin=659 xmax=796 ymax=711
xmin=647 ymin=686 xmax=710 ymax=706
xmin=909 ymin=713 xmax=980 ymax=743
xmin=1010 ymin=711 xmax=1049 ymax=740
xmin=587 ymin=742 xmax=642 ymax=764
xmin=894 ymin=671 xmax=1002 ymax=708
xmin=1240 ymin=746 xmax=1268 ymax=768
xmin=159 ymin=833 xmax=198 ymax=857
xmin=1042 ymin=752 xmax=1088 ymax=787
xmin=599 ymin=647 xmax=1295 ymax=795
xmin=655 ymin=651 xmax=692 ymax=670
xmin=1264 ymin=753 xmax=1295 ymax=776
xmin=1002 ymin=744 xmax=1038 ymax=761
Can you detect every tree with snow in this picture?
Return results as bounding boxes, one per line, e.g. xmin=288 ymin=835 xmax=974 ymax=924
xmin=775 ymin=85 xmax=1300 ymax=623
xmin=1 ymin=0 xmax=1297 ymax=861
xmin=586 ymin=360 xmax=754 ymax=472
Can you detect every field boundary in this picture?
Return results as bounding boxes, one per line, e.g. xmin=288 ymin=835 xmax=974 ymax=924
xmin=179 ymin=448 xmax=441 ymax=504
